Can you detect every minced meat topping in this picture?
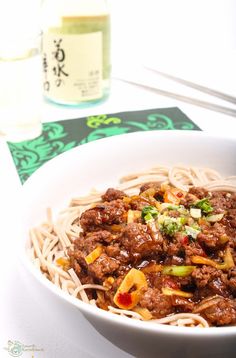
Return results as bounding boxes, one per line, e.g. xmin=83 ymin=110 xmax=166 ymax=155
xmin=68 ymin=184 xmax=236 ymax=326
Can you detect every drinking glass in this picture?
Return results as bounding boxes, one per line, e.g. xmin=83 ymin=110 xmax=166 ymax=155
xmin=0 ymin=33 xmax=43 ymax=142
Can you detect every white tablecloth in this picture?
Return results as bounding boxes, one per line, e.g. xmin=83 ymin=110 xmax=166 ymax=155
xmin=1 ymin=48 xmax=236 ymax=358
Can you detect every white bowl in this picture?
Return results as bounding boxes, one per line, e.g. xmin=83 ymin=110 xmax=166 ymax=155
xmin=20 ymin=131 xmax=236 ymax=358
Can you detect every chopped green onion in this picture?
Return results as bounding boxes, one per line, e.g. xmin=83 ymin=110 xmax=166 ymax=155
xmin=179 ymin=216 xmax=187 ymax=225
xmin=163 ymin=222 xmax=179 ymax=236
xmin=162 ymin=265 xmax=196 ymax=277
xmin=190 ymin=208 xmax=201 ymax=219
xmin=158 ymin=216 xmax=182 ymax=236
xmin=160 ymin=203 xmax=180 ymax=210
xmin=161 ymin=203 xmax=188 ymax=216
xmin=206 ymin=213 xmax=224 ymax=222
xmin=194 ymin=198 xmax=213 ymax=214
xmin=185 ymin=225 xmax=201 ymax=239
xmin=178 ymin=206 xmax=189 ymax=216
xmin=144 ymin=212 xmax=153 ymax=222
xmin=141 ymin=206 xmax=158 ymax=222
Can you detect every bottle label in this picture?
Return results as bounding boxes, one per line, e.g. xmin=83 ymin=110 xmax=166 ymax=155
xmin=42 ymin=32 xmax=103 ymax=102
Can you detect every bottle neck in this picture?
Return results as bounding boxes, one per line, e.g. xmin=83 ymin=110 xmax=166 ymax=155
xmin=60 ymin=0 xmax=109 ymax=17
xmin=41 ymin=0 xmax=109 ymax=29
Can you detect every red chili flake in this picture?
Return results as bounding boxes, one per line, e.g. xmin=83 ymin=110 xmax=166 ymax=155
xmin=176 ymin=192 xmax=184 ymax=198
xmin=117 ymin=292 xmax=132 ymax=307
xmin=180 ymin=236 xmax=189 ymax=246
xmin=199 ymin=248 xmax=207 ymax=257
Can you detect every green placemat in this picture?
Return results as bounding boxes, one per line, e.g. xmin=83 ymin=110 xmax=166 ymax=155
xmin=8 ymin=107 xmax=201 ymax=184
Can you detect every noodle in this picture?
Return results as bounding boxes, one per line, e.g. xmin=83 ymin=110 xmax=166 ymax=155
xmin=68 ymin=268 xmax=90 ymax=304
xmin=108 ymin=306 xmax=143 ymax=320
xmin=152 ymin=313 xmax=209 ymax=328
xmin=73 ymin=284 xmax=107 ymax=298
xmin=28 ymin=165 xmax=236 ymax=328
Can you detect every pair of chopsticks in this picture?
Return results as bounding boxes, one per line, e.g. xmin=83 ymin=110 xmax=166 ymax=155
xmin=115 ymin=66 xmax=236 ymax=118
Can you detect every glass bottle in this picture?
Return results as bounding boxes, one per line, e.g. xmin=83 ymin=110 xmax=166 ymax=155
xmin=41 ymin=0 xmax=111 ymax=106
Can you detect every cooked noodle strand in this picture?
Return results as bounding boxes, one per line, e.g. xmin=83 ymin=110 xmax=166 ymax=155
xmin=28 ymin=165 xmax=236 ymax=328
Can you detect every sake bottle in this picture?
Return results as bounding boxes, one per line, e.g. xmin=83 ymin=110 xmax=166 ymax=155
xmin=41 ymin=0 xmax=111 ymax=106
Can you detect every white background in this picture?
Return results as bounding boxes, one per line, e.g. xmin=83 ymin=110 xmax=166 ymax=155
xmin=1 ymin=1 xmax=236 ymax=357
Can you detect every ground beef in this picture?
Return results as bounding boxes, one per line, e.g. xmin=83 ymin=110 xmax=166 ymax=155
xmin=68 ymin=255 xmax=95 ymax=286
xmin=73 ymin=230 xmax=114 ymax=254
xmin=197 ymin=223 xmax=227 ymax=250
xmin=129 ymin=196 xmax=152 ymax=211
xmin=202 ymin=297 xmax=236 ymax=326
xmin=227 ymin=268 xmax=236 ymax=294
xmin=210 ymin=191 xmax=236 ymax=213
xmin=209 ymin=277 xmax=230 ymax=297
xmin=230 ymin=193 xmax=236 ymax=206
xmin=80 ymin=199 xmax=128 ymax=231
xmin=171 ymin=296 xmax=195 ymax=312
xmin=70 ymin=259 xmax=82 ymax=277
xmin=120 ymin=223 xmax=163 ymax=262
xmin=192 ymin=266 xmax=229 ymax=297
xmin=184 ymin=242 xmax=206 ymax=264
xmin=139 ymin=182 xmax=161 ymax=193
xmin=192 ymin=266 xmax=222 ymax=288
xmin=165 ymin=274 xmax=194 ymax=291
xmin=105 ymin=243 xmax=121 ymax=258
xmin=71 ymin=234 xmax=86 ymax=251
xmin=162 ymin=240 xmax=185 ymax=265
xmin=101 ymin=188 xmax=126 ymax=202
xmin=68 ymin=185 xmax=236 ymax=327
xmin=88 ymin=253 xmax=120 ymax=281
xmin=76 ymin=237 xmax=98 ymax=254
xmin=68 ymin=248 xmax=87 ymax=269
xmin=180 ymin=187 xmax=208 ymax=207
xmin=86 ymin=230 xmax=114 ymax=244
xmin=148 ymin=272 xmax=179 ymax=290
xmin=139 ymin=182 xmax=164 ymax=202
xmin=105 ymin=243 xmax=130 ymax=264
xmin=180 ymin=193 xmax=198 ymax=207
xmin=226 ymin=209 xmax=236 ymax=228
xmin=163 ymin=240 xmax=182 ymax=256
xmin=189 ymin=187 xmax=209 ymax=199
xmin=164 ymin=255 xmax=185 ymax=266
xmin=139 ymin=287 xmax=174 ymax=318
